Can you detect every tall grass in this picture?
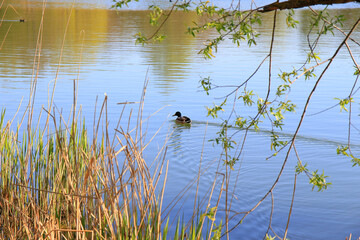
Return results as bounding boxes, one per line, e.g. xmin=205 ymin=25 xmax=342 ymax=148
xmin=0 ymin=86 xmax=223 ymax=239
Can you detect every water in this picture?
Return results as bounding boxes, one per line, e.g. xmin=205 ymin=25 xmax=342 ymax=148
xmin=1 ymin=1 xmax=360 ymax=239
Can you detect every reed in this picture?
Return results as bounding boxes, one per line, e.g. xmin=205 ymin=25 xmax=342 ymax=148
xmin=0 ymin=91 xmax=222 ymax=239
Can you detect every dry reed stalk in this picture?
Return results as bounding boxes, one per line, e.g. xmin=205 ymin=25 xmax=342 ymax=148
xmin=0 ymin=84 xmax=177 ymax=239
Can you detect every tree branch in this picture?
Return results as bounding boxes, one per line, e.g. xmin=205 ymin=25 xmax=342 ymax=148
xmin=260 ymin=0 xmax=360 ymax=12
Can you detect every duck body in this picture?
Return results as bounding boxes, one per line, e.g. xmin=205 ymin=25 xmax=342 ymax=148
xmin=173 ymin=111 xmax=191 ymax=124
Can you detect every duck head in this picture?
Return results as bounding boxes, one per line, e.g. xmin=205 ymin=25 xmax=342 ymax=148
xmin=173 ymin=111 xmax=182 ymax=117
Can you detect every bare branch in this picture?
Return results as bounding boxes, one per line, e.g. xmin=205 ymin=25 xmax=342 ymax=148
xmin=260 ymin=0 xmax=360 ymax=12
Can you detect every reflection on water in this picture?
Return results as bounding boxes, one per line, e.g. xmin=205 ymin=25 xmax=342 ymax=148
xmin=1 ymin=2 xmax=360 ymax=239
xmin=11 ymin=0 xmax=109 ymax=9
xmin=168 ymin=122 xmax=191 ymax=154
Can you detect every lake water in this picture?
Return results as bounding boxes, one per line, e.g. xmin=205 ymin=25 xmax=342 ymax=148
xmin=1 ymin=1 xmax=360 ymax=239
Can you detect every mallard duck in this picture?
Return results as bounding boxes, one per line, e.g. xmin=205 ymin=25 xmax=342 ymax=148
xmin=173 ymin=111 xmax=191 ymax=124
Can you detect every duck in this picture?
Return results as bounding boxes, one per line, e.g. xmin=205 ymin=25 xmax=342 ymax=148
xmin=172 ymin=111 xmax=191 ymax=124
